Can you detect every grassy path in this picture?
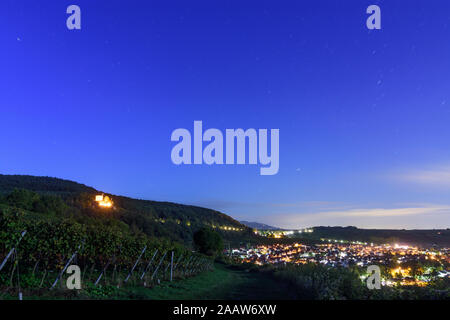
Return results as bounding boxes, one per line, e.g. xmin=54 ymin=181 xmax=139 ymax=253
xmin=133 ymin=263 xmax=293 ymax=300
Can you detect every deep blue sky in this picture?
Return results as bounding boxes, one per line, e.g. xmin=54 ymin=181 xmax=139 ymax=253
xmin=1 ymin=1 xmax=449 ymax=228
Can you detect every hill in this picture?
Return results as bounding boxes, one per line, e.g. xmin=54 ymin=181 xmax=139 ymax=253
xmin=0 ymin=174 xmax=255 ymax=246
xmin=0 ymin=174 xmax=96 ymax=195
xmin=297 ymin=226 xmax=450 ymax=248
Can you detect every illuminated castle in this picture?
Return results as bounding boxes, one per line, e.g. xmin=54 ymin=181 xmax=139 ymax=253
xmin=95 ymin=194 xmax=113 ymax=208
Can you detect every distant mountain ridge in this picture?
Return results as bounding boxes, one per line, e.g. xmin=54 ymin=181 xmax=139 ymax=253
xmin=306 ymin=226 xmax=450 ymax=248
xmin=240 ymin=221 xmax=282 ymax=230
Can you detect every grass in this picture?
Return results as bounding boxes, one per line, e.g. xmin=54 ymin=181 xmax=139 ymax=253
xmin=119 ymin=263 xmax=294 ymax=300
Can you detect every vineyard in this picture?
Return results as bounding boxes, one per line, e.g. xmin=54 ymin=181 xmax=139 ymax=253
xmin=0 ymin=209 xmax=214 ymax=299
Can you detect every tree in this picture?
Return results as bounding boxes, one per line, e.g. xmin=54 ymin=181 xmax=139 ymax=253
xmin=193 ymin=227 xmax=223 ymax=256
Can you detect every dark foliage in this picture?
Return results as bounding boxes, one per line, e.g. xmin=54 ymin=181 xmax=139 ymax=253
xmin=193 ymin=228 xmax=224 ymax=256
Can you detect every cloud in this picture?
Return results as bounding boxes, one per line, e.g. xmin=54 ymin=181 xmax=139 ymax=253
xmin=321 ymin=206 xmax=449 ymax=218
xmin=395 ymin=165 xmax=450 ymax=187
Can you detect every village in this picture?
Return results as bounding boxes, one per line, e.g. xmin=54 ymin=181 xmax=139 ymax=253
xmin=228 ymin=241 xmax=450 ymax=287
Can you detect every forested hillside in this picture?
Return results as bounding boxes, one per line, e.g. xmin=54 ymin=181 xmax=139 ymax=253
xmin=0 ymin=174 xmax=255 ymax=246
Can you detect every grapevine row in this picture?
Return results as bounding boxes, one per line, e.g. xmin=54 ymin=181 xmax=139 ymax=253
xmin=0 ymin=209 xmax=213 ymax=293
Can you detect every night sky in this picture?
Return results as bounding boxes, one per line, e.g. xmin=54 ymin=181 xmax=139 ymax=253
xmin=1 ymin=1 xmax=449 ymax=229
